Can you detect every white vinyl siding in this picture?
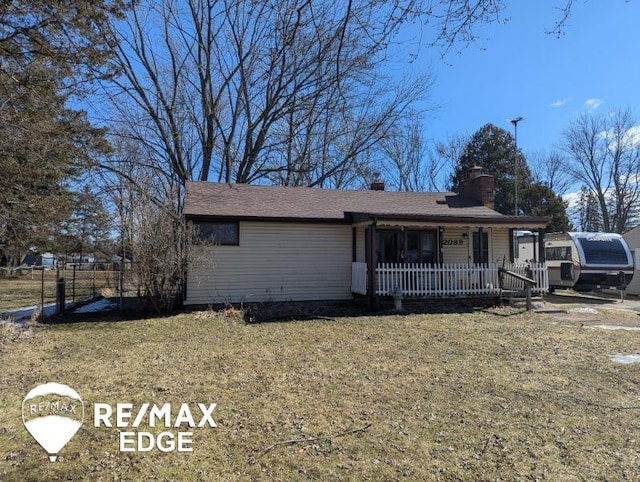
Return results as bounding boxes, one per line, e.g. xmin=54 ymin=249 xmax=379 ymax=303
xmin=442 ymin=228 xmax=469 ymax=263
xmin=186 ymin=222 xmax=353 ymax=304
xmin=491 ymin=228 xmax=511 ymax=263
xmin=442 ymin=227 xmax=510 ymax=264
xmin=623 ymin=227 xmax=640 ymax=295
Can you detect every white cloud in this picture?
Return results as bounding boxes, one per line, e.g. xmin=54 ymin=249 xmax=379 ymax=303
xmin=626 ymin=126 xmax=640 ymax=147
xmin=584 ymin=98 xmax=603 ymax=110
xmin=550 ymin=99 xmax=567 ymax=107
xmin=599 ymin=125 xmax=640 ymax=148
xmin=563 ymin=191 xmax=581 ymax=210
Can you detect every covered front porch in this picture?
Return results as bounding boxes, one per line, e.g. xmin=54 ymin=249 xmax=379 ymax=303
xmin=349 ymin=217 xmax=549 ymax=306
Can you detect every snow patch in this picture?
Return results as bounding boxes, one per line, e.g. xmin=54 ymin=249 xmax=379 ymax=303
xmin=586 ymin=325 xmax=640 ymax=331
xmin=610 ymin=354 xmax=640 ymax=364
xmin=569 ymin=307 xmax=599 ymax=314
xmin=73 ymin=298 xmax=116 ymax=314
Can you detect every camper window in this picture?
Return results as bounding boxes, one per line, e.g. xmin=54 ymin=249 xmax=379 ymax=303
xmin=545 ymin=246 xmax=571 ymax=261
xmin=577 ymin=237 xmax=628 ymax=265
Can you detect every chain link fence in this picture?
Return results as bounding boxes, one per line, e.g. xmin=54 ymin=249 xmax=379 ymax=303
xmin=0 ymin=262 xmax=133 ymax=316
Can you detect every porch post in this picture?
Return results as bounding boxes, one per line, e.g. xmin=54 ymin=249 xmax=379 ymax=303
xmin=537 ymin=229 xmax=546 ymax=262
xmin=366 ymin=224 xmax=378 ymax=308
xmin=509 ymin=228 xmax=515 ymax=262
xmin=478 ymin=227 xmax=485 ymax=286
xmin=438 ymin=226 xmax=444 ymax=264
xmin=352 ymin=227 xmax=357 ymax=262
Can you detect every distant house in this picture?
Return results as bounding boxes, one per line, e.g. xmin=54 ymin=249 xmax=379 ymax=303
xmin=184 ymin=168 xmax=549 ymax=307
xmin=65 ymin=254 xmax=105 ymax=270
xmin=20 ymin=252 xmax=56 ymax=269
xmin=623 ymin=226 xmax=640 ymax=295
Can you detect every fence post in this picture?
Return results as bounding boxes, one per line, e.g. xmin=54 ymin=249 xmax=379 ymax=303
xmin=40 ymin=268 xmax=45 ymax=314
xmin=56 ymin=277 xmax=66 ymax=316
xmin=72 ymin=265 xmax=76 ymax=303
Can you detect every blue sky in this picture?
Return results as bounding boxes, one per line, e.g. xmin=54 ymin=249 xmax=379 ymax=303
xmin=393 ymin=1 xmax=640 ymax=161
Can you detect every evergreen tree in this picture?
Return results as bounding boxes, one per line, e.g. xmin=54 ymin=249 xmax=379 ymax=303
xmin=451 ymin=124 xmax=530 ymax=215
xmin=521 ymin=183 xmax=571 ymax=232
xmin=0 ymin=1 xmax=123 ymax=267
xmin=0 ymin=62 xmax=110 ymax=266
xmin=0 ymin=0 xmax=125 ymax=84
xmin=451 ymin=123 xmax=570 ymax=232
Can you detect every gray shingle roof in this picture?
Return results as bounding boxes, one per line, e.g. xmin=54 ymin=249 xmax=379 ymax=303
xmin=184 ymin=181 xmax=547 ymax=226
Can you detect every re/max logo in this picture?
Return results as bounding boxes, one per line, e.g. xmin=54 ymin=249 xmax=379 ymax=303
xmin=93 ymin=403 xmax=217 ymax=453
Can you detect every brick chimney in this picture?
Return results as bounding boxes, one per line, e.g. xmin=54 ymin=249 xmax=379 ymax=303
xmin=458 ymin=166 xmax=495 ymax=209
xmin=370 ymin=173 xmax=385 ymax=191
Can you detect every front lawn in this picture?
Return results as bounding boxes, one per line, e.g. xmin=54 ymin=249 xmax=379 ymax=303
xmin=1 ymin=307 xmax=639 ymax=480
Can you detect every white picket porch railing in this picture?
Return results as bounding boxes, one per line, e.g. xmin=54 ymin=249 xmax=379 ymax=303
xmin=376 ymin=263 xmax=501 ymax=296
xmin=500 ymin=262 xmax=549 ymax=295
xmin=351 ymin=261 xmax=548 ymax=297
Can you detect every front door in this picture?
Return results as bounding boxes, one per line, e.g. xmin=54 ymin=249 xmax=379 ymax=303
xmin=473 ymin=230 xmax=489 ymax=264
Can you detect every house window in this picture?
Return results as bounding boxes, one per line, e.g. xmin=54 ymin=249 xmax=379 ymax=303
xmin=377 ymin=229 xmax=437 ymax=264
xmin=377 ymin=230 xmax=402 ymax=263
xmin=406 ymin=231 xmax=436 ymax=264
xmin=196 ymin=222 xmax=239 ymax=245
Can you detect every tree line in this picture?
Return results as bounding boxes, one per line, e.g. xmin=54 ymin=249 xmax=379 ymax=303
xmin=1 ymin=0 xmax=637 ymax=312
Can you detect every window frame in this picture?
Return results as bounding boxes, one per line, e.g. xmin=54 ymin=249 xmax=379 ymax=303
xmin=195 ymin=221 xmax=239 ymax=246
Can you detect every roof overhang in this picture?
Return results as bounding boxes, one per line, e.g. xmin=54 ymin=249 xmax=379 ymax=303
xmin=187 ymin=212 xmax=549 ymax=230
xmin=185 ymin=213 xmax=351 ymax=224
xmin=348 ymin=212 xmax=549 ymax=230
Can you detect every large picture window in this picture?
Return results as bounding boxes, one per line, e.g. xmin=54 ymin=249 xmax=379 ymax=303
xmin=406 ymin=231 xmax=436 ymax=264
xmin=377 ymin=229 xmax=437 ymax=264
xmin=196 ymin=222 xmax=239 ymax=245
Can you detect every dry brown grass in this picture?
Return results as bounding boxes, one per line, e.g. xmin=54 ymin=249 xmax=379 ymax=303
xmin=1 ymin=306 xmax=639 ymax=480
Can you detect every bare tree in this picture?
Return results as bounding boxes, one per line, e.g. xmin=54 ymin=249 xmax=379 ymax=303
xmin=560 ymin=107 xmax=640 ymax=233
xmin=377 ymin=115 xmax=429 ymax=192
xmin=98 ymin=0 xmax=515 ymax=191
xmin=433 ymin=133 xmax=469 ymax=191
xmin=530 ymin=150 xmax=572 ymax=196
xmin=95 ymin=138 xmax=204 ymax=313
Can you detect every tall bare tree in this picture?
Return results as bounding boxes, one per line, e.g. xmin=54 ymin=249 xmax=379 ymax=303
xmin=530 ymin=150 xmax=572 ymax=196
xmin=560 ymin=107 xmax=640 ymax=233
xmin=98 ymin=0 xmax=514 ymax=190
xmin=377 ymin=115 xmax=429 ymax=192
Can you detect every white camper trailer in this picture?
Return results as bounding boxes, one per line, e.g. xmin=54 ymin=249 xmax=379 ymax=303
xmin=545 ymin=232 xmax=634 ymax=291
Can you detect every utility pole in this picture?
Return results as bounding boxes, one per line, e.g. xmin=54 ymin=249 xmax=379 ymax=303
xmin=508 ymin=117 xmax=524 ymax=215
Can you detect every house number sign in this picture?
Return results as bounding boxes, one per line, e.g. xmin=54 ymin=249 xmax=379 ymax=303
xmin=443 ymin=238 xmax=465 ymax=246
